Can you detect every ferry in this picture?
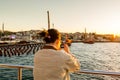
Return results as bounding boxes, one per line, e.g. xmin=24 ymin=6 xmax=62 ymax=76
xmin=83 ymin=38 xmax=95 ymax=44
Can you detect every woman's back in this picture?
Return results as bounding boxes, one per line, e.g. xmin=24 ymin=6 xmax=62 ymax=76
xmin=33 ymin=47 xmax=80 ymax=80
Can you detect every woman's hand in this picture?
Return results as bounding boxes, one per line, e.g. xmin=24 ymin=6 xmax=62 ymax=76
xmin=63 ymin=43 xmax=70 ymax=53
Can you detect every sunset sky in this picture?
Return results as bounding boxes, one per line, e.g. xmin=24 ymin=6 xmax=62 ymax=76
xmin=0 ymin=0 xmax=120 ymax=34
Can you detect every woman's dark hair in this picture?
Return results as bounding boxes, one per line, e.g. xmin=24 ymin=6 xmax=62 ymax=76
xmin=39 ymin=28 xmax=61 ymax=43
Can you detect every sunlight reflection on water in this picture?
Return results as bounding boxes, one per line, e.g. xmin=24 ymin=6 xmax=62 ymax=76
xmin=0 ymin=42 xmax=120 ymax=80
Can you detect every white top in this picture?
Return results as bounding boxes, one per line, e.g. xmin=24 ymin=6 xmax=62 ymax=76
xmin=33 ymin=48 xmax=80 ymax=80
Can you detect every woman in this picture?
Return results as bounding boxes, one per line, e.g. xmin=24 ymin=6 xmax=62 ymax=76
xmin=33 ymin=28 xmax=80 ymax=80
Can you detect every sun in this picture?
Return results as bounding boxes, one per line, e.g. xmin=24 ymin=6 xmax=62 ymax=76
xmin=105 ymin=25 xmax=120 ymax=36
xmin=114 ymin=33 xmax=120 ymax=37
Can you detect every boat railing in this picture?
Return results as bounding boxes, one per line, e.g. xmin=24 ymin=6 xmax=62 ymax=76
xmin=0 ymin=64 xmax=33 ymax=80
xmin=0 ymin=64 xmax=120 ymax=80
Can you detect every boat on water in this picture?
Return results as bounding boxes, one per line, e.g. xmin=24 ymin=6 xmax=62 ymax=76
xmin=82 ymin=28 xmax=95 ymax=44
xmin=83 ymin=38 xmax=95 ymax=44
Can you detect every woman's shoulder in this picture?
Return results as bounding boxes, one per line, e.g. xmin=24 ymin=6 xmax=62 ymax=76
xmin=56 ymin=49 xmax=72 ymax=58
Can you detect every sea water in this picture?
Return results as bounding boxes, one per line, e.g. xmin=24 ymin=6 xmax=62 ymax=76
xmin=0 ymin=43 xmax=120 ymax=80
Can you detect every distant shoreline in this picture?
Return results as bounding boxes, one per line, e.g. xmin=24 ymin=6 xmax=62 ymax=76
xmin=72 ymin=41 xmax=120 ymax=43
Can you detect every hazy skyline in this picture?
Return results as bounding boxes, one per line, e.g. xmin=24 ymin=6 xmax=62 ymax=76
xmin=0 ymin=0 xmax=120 ymax=35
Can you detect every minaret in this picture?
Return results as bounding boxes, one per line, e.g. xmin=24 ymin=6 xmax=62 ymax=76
xmin=2 ymin=23 xmax=4 ymax=36
xmin=47 ymin=11 xmax=50 ymax=29
xmin=52 ymin=23 xmax=54 ymax=28
xmin=84 ymin=27 xmax=87 ymax=39
xmin=85 ymin=27 xmax=86 ymax=34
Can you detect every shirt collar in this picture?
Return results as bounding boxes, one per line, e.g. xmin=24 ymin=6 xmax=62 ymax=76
xmin=42 ymin=45 xmax=58 ymax=50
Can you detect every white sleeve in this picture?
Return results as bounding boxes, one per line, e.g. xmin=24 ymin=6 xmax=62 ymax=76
xmin=61 ymin=50 xmax=80 ymax=72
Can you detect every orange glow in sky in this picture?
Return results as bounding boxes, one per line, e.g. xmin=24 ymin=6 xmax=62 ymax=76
xmin=0 ymin=0 xmax=120 ymax=34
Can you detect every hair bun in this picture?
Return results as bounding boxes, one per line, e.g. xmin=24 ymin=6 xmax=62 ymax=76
xmin=39 ymin=28 xmax=60 ymax=43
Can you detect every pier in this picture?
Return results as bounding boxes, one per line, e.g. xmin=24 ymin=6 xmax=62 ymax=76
xmin=0 ymin=43 xmax=45 ymax=57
